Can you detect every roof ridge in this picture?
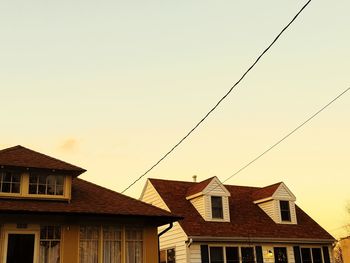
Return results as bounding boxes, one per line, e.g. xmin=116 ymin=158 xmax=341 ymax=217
xmin=0 ymin=145 xmax=86 ymax=172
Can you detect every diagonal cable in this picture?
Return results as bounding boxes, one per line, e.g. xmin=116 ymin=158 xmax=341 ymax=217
xmin=122 ymin=0 xmax=312 ymax=193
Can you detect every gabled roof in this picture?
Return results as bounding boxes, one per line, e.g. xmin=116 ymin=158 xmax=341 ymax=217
xmin=149 ymin=178 xmax=334 ymax=241
xmin=251 ymin=182 xmax=282 ymax=201
xmin=0 ymin=145 xmax=86 ymax=176
xmin=186 ymin=176 xmax=215 ymax=197
xmin=0 ymin=178 xmax=180 ymax=225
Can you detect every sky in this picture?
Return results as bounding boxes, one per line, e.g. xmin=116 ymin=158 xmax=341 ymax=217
xmin=0 ymin=0 xmax=349 ymax=238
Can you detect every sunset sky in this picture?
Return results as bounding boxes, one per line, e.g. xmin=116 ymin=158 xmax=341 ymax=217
xmin=1 ymin=0 xmax=349 ymax=238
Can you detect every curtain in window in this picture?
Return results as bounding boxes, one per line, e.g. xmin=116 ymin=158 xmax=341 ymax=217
xmin=103 ymin=226 xmax=122 ymax=263
xmin=79 ymin=226 xmax=99 ymax=263
xmin=126 ymin=228 xmax=143 ymax=263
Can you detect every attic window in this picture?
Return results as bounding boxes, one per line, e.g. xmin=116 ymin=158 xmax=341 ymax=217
xmin=0 ymin=171 xmax=21 ymax=193
xmin=211 ymin=196 xmax=223 ymax=219
xmin=280 ymin=201 xmax=291 ymax=222
xmin=29 ymin=174 xmax=64 ymax=196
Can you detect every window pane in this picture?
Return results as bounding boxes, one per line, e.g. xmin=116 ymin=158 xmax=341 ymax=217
xmin=280 ymin=201 xmax=291 ymax=221
xmin=274 ymin=247 xmax=288 ymax=263
xmin=80 ymin=226 xmax=99 ymax=263
xmin=167 ymin=248 xmax=175 ymax=263
xmin=241 ymin=247 xmax=255 ymax=263
xmin=39 ymin=226 xmax=61 ymax=263
xmin=226 ymin=247 xmax=239 ymax=263
xmin=210 ymin=247 xmax=224 ymax=263
xmin=312 ymin=248 xmax=322 ymax=263
xmin=301 ymin=248 xmax=312 ymax=263
xmin=126 ymin=228 xmax=143 ymax=263
xmin=211 ymin=196 xmax=223 ymax=219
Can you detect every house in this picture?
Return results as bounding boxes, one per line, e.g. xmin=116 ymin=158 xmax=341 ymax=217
xmin=0 ymin=145 xmax=180 ymax=263
xmin=140 ymin=176 xmax=335 ymax=263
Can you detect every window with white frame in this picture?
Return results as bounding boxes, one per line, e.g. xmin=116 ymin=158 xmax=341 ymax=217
xmin=211 ymin=196 xmax=223 ymax=219
xmin=79 ymin=226 xmax=99 ymax=263
xmin=0 ymin=171 xmax=21 ymax=193
xmin=29 ymin=174 xmax=64 ymax=196
xmin=126 ymin=227 xmax=143 ymax=263
xmin=279 ymin=201 xmax=291 ymax=222
xmin=160 ymin=248 xmax=175 ymax=263
xmin=202 ymin=246 xmax=258 ymax=263
xmin=300 ymin=248 xmax=323 ymax=263
xmin=39 ymin=225 xmax=61 ymax=263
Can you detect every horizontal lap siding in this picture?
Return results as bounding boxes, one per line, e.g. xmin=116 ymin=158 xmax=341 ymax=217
xmin=141 ymin=181 xmax=170 ymax=211
xmin=190 ymin=196 xmax=206 ymax=219
xmin=159 ymin=222 xmax=188 ymax=263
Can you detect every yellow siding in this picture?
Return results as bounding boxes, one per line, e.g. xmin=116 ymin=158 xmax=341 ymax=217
xmin=61 ymin=225 xmax=79 ymax=263
xmin=190 ymin=196 xmax=206 ymax=219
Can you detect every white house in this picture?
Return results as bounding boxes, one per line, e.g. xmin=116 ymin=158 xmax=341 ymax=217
xmin=140 ymin=176 xmax=335 ymax=263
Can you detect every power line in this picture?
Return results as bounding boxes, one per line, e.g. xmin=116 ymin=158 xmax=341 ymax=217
xmin=220 ymin=87 xmax=350 ymax=185
xmin=121 ymin=0 xmax=312 ymax=194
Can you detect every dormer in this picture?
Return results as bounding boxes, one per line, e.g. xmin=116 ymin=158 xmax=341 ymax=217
xmin=0 ymin=145 xmax=86 ymax=201
xmin=186 ymin=177 xmax=231 ymax=222
xmin=253 ymin=182 xmax=297 ymax=224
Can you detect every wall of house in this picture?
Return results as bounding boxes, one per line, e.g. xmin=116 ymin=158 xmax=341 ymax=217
xmin=188 ymin=242 xmax=333 ymax=263
xmin=141 ymin=181 xmax=170 ymax=211
xmin=141 ymin=181 xmax=189 ymax=263
xmin=257 ymin=199 xmax=297 ymax=225
xmin=0 ymin=219 xmax=160 ymax=263
xmin=190 ymin=196 xmax=206 ymax=219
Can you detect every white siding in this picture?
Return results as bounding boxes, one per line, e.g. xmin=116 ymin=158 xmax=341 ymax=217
xmin=274 ymin=184 xmax=295 ymax=201
xmin=189 ymin=244 xmax=201 ymax=263
xmin=159 ymin=222 xmax=188 ymax=263
xmin=140 ymin=180 xmax=170 ymax=211
xmin=190 ymin=196 xmax=206 ymax=219
xmin=203 ymin=179 xmax=229 ymax=196
xmin=258 ymin=200 xmax=278 ymax=222
xmin=140 ymin=181 xmax=188 ymax=263
xmin=258 ymin=199 xmax=297 ymax=224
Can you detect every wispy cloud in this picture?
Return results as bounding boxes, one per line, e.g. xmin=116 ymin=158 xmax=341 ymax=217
xmin=59 ymin=138 xmax=78 ymax=152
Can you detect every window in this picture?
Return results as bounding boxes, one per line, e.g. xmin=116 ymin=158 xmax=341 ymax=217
xmin=103 ymin=226 xmax=122 ymax=263
xmin=226 ymin=247 xmax=239 ymax=263
xmin=241 ymin=247 xmax=255 ymax=263
xmin=211 ymin=196 xmax=223 ymax=219
xmin=79 ymin=226 xmax=99 ymax=263
xmin=29 ymin=174 xmax=64 ymax=196
xmin=301 ymin=248 xmax=312 ymax=263
xmin=280 ymin=201 xmax=291 ymax=222
xmin=0 ymin=171 xmax=21 ymax=193
xmin=210 ymin=247 xmax=224 ymax=263
xmin=274 ymin=247 xmax=288 ymax=263
xmin=126 ymin=227 xmax=143 ymax=263
xmin=160 ymin=248 xmax=175 ymax=263
xmin=39 ymin=225 xmax=61 ymax=263
xmin=312 ymin=248 xmax=322 ymax=263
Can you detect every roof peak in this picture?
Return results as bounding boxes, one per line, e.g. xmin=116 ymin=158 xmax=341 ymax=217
xmin=0 ymin=145 xmax=86 ymax=176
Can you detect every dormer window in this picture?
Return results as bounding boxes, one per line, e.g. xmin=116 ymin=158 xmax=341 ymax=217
xmin=211 ymin=196 xmax=223 ymax=219
xmin=29 ymin=174 xmax=64 ymax=196
xmin=0 ymin=171 xmax=21 ymax=193
xmin=280 ymin=201 xmax=291 ymax=222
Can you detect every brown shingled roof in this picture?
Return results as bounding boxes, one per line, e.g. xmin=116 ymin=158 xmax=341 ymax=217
xmin=251 ymin=182 xmax=282 ymax=201
xmin=186 ymin=176 xmax=215 ymax=197
xmin=0 ymin=145 xmax=86 ymax=176
xmin=0 ymin=178 xmax=180 ymax=225
xmin=149 ymin=178 xmax=334 ymax=241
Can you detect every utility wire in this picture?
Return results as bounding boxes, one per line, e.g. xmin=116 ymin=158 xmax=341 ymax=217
xmin=220 ymin=87 xmax=350 ymax=185
xmin=121 ymin=0 xmax=312 ymax=194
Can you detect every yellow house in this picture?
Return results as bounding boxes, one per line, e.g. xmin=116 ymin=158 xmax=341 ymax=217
xmin=0 ymin=145 xmax=179 ymax=263
xmin=339 ymin=236 xmax=350 ymax=263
